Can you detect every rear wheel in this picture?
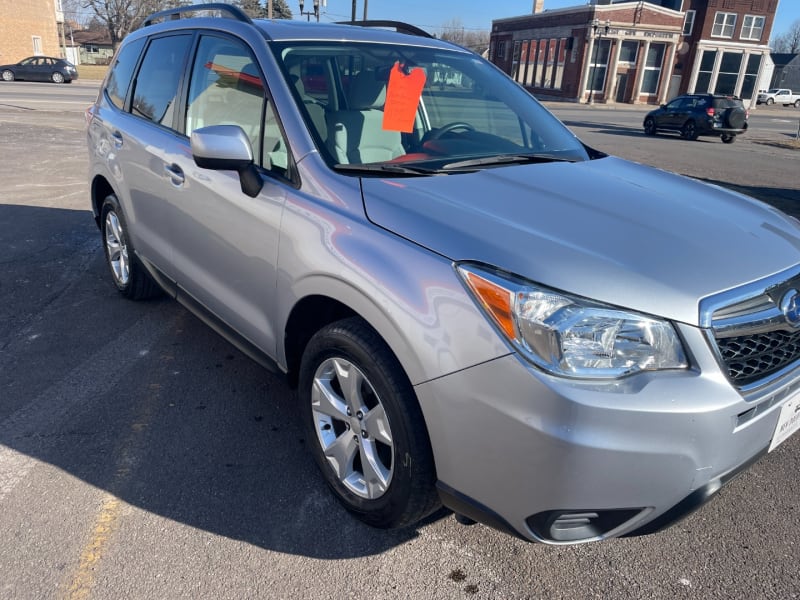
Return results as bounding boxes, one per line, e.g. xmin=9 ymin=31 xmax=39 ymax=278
xmin=51 ymin=71 xmax=65 ymax=84
xmin=794 ymin=99 xmax=800 ymax=108
xmin=681 ymin=120 xmax=699 ymax=141
xmin=721 ymin=134 xmax=736 ymax=144
xmin=298 ymin=317 xmax=439 ymax=529
xmin=643 ymin=117 xmax=657 ymax=136
xmin=1 ymin=69 xmax=14 ymax=82
xmin=100 ymin=194 xmax=161 ymax=300
xmin=766 ymin=98 xmax=774 ymax=106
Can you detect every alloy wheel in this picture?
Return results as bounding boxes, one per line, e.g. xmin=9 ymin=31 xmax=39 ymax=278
xmin=104 ymin=210 xmax=130 ymax=286
xmin=310 ymin=357 xmax=394 ymax=500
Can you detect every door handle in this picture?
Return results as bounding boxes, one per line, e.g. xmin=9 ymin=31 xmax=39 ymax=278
xmin=164 ymin=163 xmax=185 ymax=186
xmin=111 ymin=130 xmax=123 ymax=149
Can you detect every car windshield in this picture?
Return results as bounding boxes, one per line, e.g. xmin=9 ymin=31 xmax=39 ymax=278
xmin=270 ymin=40 xmax=590 ymax=173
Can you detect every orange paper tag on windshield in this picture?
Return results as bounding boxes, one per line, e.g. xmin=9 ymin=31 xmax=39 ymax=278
xmin=383 ymin=62 xmax=426 ymax=133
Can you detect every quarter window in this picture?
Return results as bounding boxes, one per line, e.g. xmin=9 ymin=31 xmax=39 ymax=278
xmin=740 ymin=15 xmax=765 ymax=41
xmin=712 ymin=12 xmax=737 ymax=38
xmin=131 ymin=35 xmax=192 ymax=128
xmin=105 ymin=37 xmax=145 ymax=110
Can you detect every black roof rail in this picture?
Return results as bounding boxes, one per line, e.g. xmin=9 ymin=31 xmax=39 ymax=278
xmin=142 ymin=3 xmax=253 ymax=28
xmin=334 ymin=20 xmax=433 ymax=39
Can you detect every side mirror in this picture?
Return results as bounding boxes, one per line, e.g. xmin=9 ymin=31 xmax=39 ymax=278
xmin=191 ymin=125 xmax=263 ymax=198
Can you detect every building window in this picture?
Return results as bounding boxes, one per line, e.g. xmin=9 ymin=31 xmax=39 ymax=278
xmin=712 ymin=12 xmax=737 ymax=38
xmin=544 ymin=38 xmax=557 ymax=88
xmin=740 ymin=15 xmax=765 ymax=41
xmin=526 ymin=41 xmax=538 ymax=86
xmin=714 ymin=51 xmax=742 ymax=95
xmin=536 ymin=38 xmax=547 ymax=87
xmin=32 ymin=36 xmax=43 ymax=55
xmin=511 ymin=41 xmax=522 ymax=80
xmin=619 ymin=40 xmax=638 ymax=64
xmin=683 ymin=10 xmax=696 ymax=35
xmin=497 ymin=41 xmax=507 ymax=60
xmin=641 ymin=43 xmax=665 ymax=95
xmin=695 ymin=50 xmax=717 ymax=93
xmin=587 ymin=39 xmax=610 ymax=92
xmin=553 ymin=38 xmax=567 ymax=90
xmin=740 ymin=53 xmax=762 ymax=99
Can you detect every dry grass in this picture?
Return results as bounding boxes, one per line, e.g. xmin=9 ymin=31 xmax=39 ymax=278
xmin=77 ymin=64 xmax=108 ymax=81
xmin=754 ymin=138 xmax=800 ymax=151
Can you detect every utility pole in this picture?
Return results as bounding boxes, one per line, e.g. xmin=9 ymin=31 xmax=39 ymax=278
xmin=363 ymin=0 xmax=368 ymax=20
xmin=268 ymin=0 xmax=273 ymax=19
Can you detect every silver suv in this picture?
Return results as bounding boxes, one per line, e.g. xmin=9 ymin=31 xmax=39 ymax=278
xmin=87 ymin=4 xmax=800 ymax=544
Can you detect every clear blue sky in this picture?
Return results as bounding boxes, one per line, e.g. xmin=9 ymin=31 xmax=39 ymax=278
xmin=315 ymin=0 xmax=800 ymax=38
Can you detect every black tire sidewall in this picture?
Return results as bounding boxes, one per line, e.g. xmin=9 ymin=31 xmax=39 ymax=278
xmin=298 ymin=318 xmax=437 ymax=528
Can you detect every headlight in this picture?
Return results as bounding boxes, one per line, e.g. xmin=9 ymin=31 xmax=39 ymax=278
xmin=457 ymin=264 xmax=688 ymax=379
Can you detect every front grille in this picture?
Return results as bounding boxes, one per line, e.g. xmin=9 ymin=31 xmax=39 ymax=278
xmin=716 ymin=329 xmax=800 ymax=387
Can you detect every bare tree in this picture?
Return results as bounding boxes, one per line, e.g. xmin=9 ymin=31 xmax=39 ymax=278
xmin=771 ymin=19 xmax=800 ymax=53
xmin=80 ymin=0 xmax=185 ymax=50
xmin=437 ymin=18 xmax=490 ymax=55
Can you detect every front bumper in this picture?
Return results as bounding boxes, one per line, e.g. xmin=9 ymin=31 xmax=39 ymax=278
xmin=415 ymin=324 xmax=794 ymax=544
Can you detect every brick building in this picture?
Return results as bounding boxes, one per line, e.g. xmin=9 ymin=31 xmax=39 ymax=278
xmin=490 ymin=0 xmax=779 ymax=106
xmin=0 ymin=0 xmax=62 ymax=64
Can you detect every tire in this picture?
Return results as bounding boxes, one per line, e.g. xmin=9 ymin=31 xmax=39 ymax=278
xmin=51 ymin=71 xmax=65 ymax=84
xmin=681 ymin=120 xmax=699 ymax=141
xmin=766 ymin=98 xmax=774 ymax=106
xmin=795 ymin=99 xmax=800 ymax=108
xmin=298 ymin=317 xmax=440 ymax=529
xmin=643 ymin=117 xmax=657 ymax=136
xmin=721 ymin=134 xmax=736 ymax=144
xmin=100 ymin=194 xmax=161 ymax=300
xmin=1 ymin=69 xmax=14 ymax=82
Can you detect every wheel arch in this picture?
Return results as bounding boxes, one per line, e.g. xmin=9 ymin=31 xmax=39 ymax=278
xmin=282 ymin=286 xmax=426 ymax=392
xmin=90 ymin=175 xmax=116 ymax=229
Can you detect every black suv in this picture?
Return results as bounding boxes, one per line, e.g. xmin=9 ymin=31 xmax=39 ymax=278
xmin=643 ymin=94 xmax=748 ymax=143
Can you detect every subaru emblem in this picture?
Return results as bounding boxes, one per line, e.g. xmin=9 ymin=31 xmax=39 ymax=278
xmin=780 ymin=289 xmax=800 ymax=327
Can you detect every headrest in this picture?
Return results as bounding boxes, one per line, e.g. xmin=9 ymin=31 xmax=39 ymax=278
xmin=348 ymin=70 xmax=387 ymax=110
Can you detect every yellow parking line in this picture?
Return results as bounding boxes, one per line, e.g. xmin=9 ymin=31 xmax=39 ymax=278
xmin=66 ymin=496 xmax=123 ymax=600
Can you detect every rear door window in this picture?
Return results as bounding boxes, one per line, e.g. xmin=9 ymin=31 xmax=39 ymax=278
xmin=130 ymin=34 xmax=192 ymax=128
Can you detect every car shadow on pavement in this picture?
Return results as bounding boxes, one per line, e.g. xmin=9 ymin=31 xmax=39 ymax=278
xmin=0 ymin=203 xmax=446 ymax=561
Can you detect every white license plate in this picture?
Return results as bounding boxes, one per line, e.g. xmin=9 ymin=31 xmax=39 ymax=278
xmin=769 ymin=394 xmax=800 ymax=452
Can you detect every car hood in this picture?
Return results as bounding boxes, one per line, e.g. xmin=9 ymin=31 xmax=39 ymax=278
xmin=361 ymin=156 xmax=800 ymax=325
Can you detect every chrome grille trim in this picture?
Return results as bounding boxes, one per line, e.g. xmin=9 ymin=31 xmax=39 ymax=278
xmin=700 ymin=264 xmax=800 ymax=390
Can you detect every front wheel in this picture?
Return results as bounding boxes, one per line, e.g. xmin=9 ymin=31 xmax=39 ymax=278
xmin=794 ymin=99 xmax=800 ymax=108
xmin=766 ymin=98 xmax=774 ymax=106
xmin=51 ymin=71 xmax=65 ymax=84
xmin=100 ymin=194 xmax=161 ymax=300
xmin=681 ymin=120 xmax=699 ymax=141
xmin=643 ymin=117 xmax=657 ymax=136
xmin=721 ymin=134 xmax=736 ymax=144
xmin=298 ymin=317 xmax=439 ymax=529
xmin=1 ymin=69 xmax=14 ymax=82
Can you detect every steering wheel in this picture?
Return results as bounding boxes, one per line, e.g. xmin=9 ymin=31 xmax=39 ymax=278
xmin=424 ymin=121 xmax=475 ymax=141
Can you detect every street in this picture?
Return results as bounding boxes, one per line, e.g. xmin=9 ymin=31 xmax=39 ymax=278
xmin=0 ymin=80 xmax=799 ymax=600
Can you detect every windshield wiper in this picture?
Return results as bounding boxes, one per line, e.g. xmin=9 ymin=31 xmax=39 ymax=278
xmin=333 ymin=163 xmax=442 ymax=176
xmin=441 ymin=153 xmax=577 ymax=171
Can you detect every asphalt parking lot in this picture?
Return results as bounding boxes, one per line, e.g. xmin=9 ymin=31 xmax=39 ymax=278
xmin=1 ymin=81 xmax=799 ymax=600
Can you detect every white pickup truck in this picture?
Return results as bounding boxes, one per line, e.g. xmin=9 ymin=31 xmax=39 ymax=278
xmin=756 ymin=88 xmax=800 ymax=107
